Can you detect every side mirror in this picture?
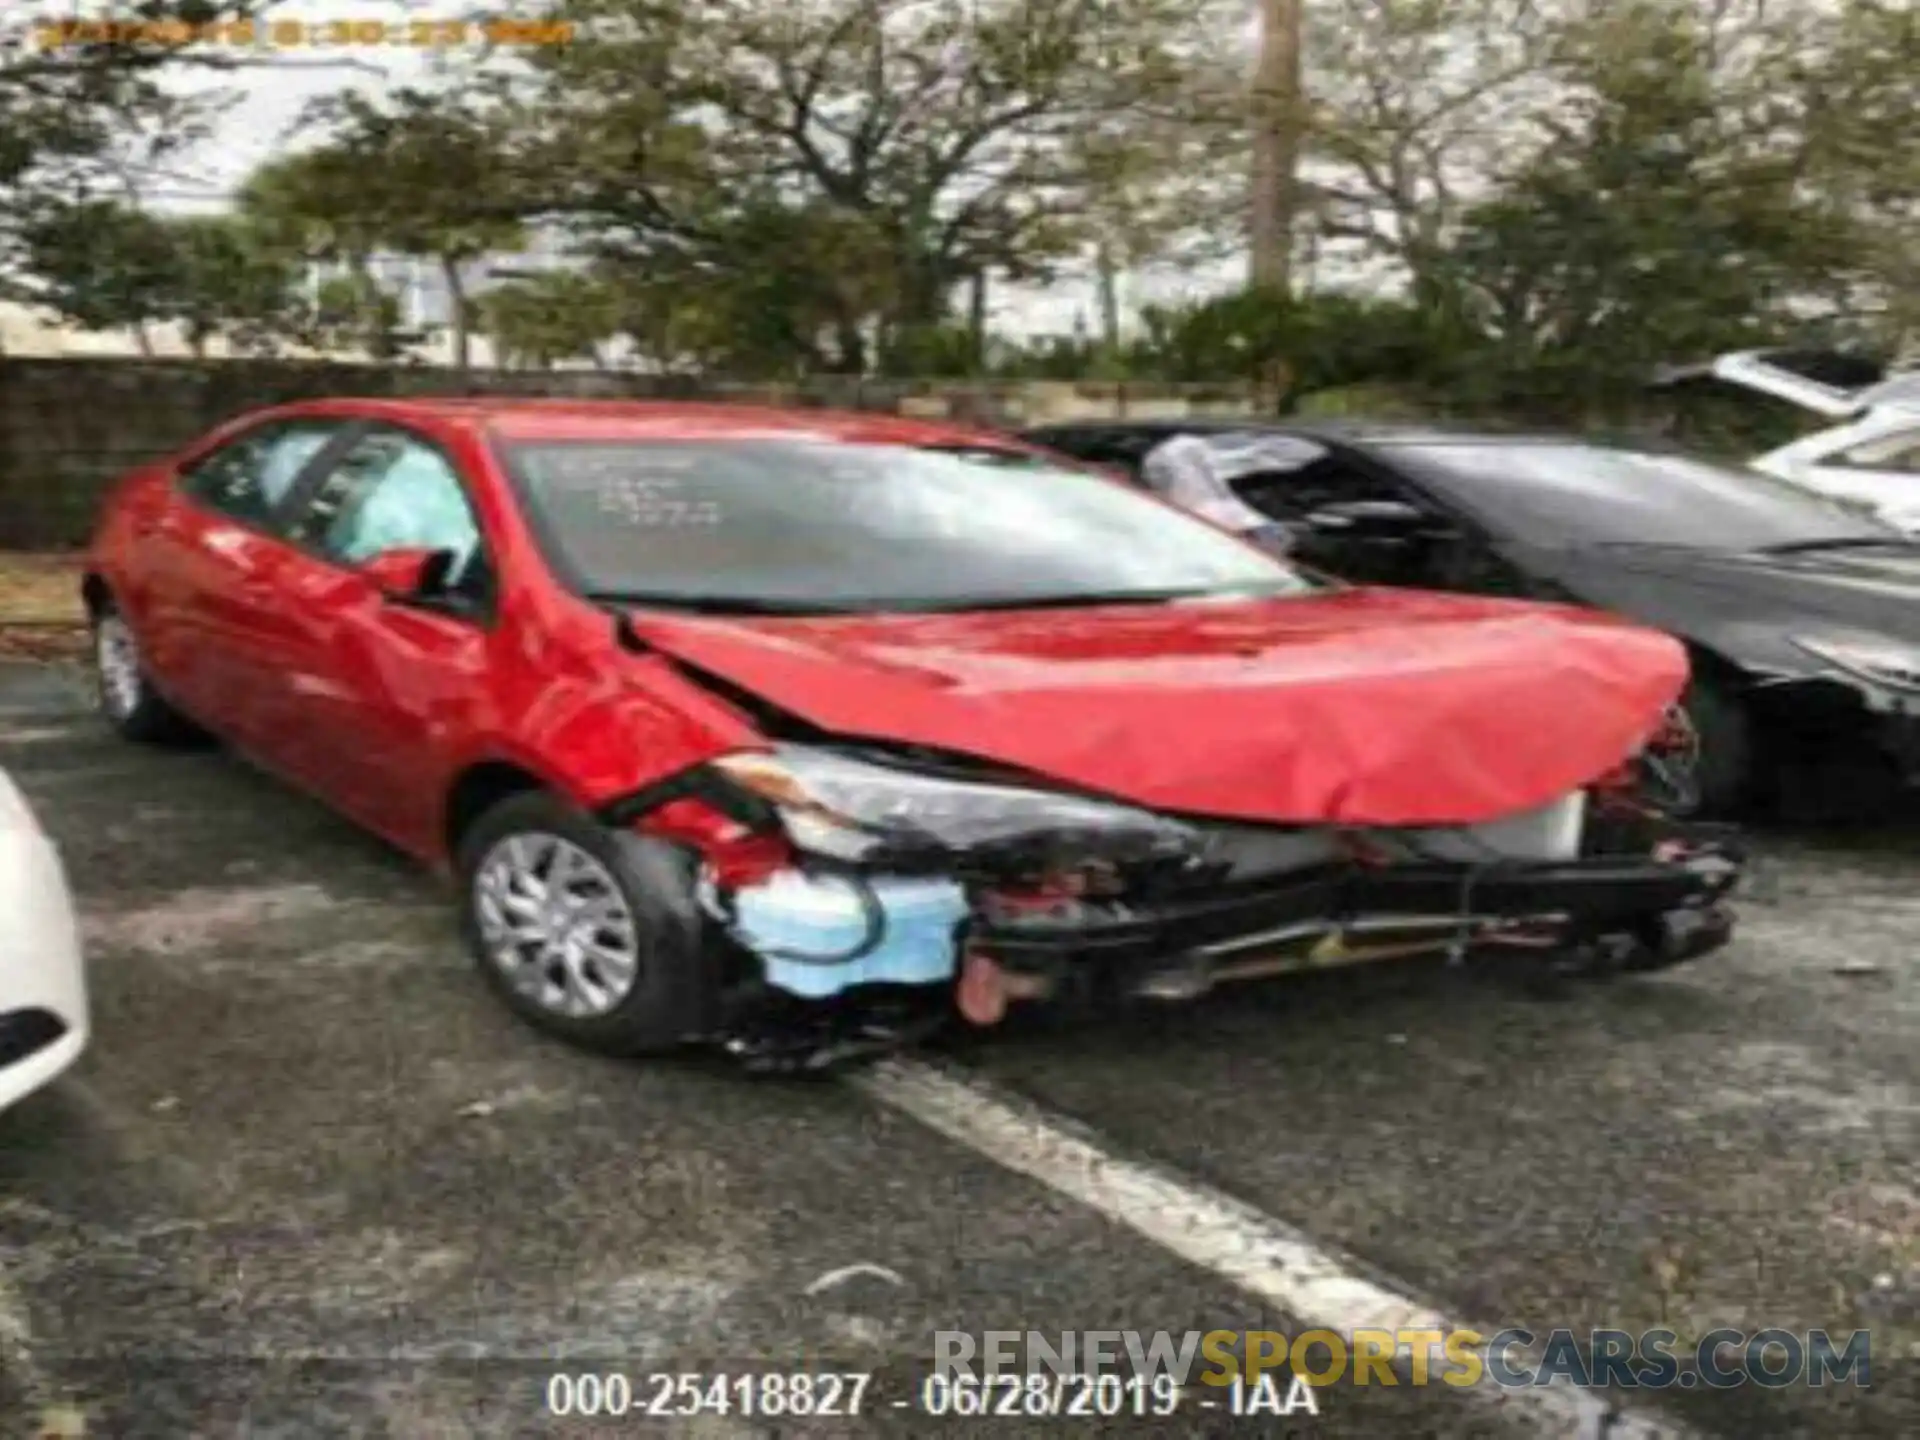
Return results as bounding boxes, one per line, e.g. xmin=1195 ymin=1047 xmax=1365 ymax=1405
xmin=1301 ymin=499 xmax=1449 ymax=540
xmin=359 ymin=546 xmax=453 ymax=600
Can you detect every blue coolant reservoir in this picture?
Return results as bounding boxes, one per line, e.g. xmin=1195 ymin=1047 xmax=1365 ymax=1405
xmin=706 ymin=870 xmax=970 ymax=999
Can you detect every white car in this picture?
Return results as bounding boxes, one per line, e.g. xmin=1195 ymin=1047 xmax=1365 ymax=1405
xmin=0 ymin=765 xmax=88 ymax=1111
xmin=1655 ymin=348 xmax=1920 ymax=531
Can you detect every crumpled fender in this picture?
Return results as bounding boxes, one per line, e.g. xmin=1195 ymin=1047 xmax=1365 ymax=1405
xmin=624 ymin=590 xmax=1691 ymax=827
xmin=466 ymin=652 xmax=761 ymax=813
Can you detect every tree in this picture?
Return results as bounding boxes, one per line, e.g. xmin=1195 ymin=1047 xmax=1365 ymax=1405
xmin=1124 ymin=287 xmax=1465 ymax=403
xmin=240 ymin=147 xmax=387 ymax=274
xmin=522 ymin=0 xmax=1241 ymax=366
xmin=1444 ymin=2 xmax=1866 ymax=417
xmin=1297 ymin=0 xmax=1572 ymax=301
xmin=1249 ymin=0 xmax=1304 ymax=291
xmin=478 ymin=271 xmax=623 ymax=369
xmin=2 ymin=3 xmax=272 ymax=293
xmin=13 ymin=200 xmax=180 ymax=353
xmin=1784 ymin=0 xmax=1920 ymax=352
xmin=302 ymin=274 xmax=409 ymax=362
xmin=585 ymin=201 xmax=908 ymax=377
xmin=1066 ymin=103 xmax=1242 ymax=353
xmin=296 ymin=89 xmax=529 ymax=370
xmin=13 ymin=198 xmax=303 ymax=357
xmin=156 ymin=215 xmax=301 ymax=357
xmin=239 ymin=150 xmax=404 ymax=359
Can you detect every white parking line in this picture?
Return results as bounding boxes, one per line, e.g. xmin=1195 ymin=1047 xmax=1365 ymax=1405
xmin=855 ymin=1058 xmax=1696 ymax=1440
xmin=0 ymin=722 xmax=92 ymax=745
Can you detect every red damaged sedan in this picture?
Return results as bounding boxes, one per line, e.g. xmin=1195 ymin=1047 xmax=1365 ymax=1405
xmin=84 ymin=399 xmax=1742 ymax=1069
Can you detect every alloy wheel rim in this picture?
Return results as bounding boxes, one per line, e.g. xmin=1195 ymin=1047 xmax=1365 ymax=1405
xmin=96 ymin=616 xmax=143 ymax=720
xmin=473 ymin=832 xmax=641 ymax=1018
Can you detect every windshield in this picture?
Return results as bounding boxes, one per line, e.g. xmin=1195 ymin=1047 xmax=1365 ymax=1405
xmin=1394 ymin=441 xmax=1899 ymax=551
xmin=501 ymin=438 xmax=1316 ymax=612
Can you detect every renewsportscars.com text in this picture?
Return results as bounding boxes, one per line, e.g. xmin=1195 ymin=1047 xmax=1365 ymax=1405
xmin=934 ymin=1327 xmax=1871 ymax=1389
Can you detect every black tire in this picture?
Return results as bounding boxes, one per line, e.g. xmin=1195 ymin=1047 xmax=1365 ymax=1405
xmin=91 ymin=600 xmax=205 ymax=744
xmin=454 ymin=791 xmax=717 ymax=1056
xmin=1681 ymin=674 xmax=1752 ymax=816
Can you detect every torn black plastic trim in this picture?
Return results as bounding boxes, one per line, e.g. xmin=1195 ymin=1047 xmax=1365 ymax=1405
xmin=609 ymin=609 xmax=653 ymax=654
xmin=597 ymin=764 xmax=779 ymax=830
xmin=974 ymin=830 xmax=1744 ymax=968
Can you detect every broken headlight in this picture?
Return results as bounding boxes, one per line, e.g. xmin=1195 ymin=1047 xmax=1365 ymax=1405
xmin=711 ymin=745 xmax=1202 ymax=868
xmin=1792 ymin=636 xmax=1920 ymax=693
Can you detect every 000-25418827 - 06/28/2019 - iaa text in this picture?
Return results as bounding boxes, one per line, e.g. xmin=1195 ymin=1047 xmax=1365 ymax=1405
xmin=539 ymin=1369 xmax=1323 ymax=1421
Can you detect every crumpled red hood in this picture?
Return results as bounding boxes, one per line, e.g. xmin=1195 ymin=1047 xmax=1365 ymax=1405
xmin=630 ymin=589 xmax=1688 ymax=826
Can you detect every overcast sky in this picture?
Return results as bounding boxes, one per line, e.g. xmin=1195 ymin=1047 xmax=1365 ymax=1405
xmin=36 ymin=0 xmax=1244 ymax=336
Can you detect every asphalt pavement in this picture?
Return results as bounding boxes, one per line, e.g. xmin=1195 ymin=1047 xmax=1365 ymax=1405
xmin=1 ymin=658 xmax=1916 ymax=1438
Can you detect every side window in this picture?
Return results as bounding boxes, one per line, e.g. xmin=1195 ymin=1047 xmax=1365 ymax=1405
xmin=178 ymin=422 xmax=339 ymax=527
xmin=290 ymin=429 xmax=485 ymax=587
xmin=1235 ymin=456 xmax=1410 ymax=520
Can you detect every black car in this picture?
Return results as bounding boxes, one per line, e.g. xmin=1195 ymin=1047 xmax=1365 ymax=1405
xmin=1022 ymin=419 xmax=1920 ymax=818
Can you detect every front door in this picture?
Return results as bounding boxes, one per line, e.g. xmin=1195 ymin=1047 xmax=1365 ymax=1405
xmin=270 ymin=426 xmax=494 ymax=853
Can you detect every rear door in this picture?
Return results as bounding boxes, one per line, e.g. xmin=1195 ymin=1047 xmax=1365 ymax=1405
xmin=267 ymin=424 xmax=493 ymax=852
xmin=142 ymin=419 xmax=350 ymax=735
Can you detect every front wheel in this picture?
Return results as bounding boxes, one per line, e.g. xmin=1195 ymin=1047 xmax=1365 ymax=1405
xmin=455 ymin=792 xmax=717 ymax=1055
xmin=1680 ymin=675 xmax=1752 ymax=816
xmin=92 ymin=604 xmax=204 ymax=744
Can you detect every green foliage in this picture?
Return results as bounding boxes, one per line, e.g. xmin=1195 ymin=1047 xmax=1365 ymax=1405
xmin=2 ymin=4 xmax=264 ymax=290
xmin=300 ymin=274 xmax=408 ymax=362
xmin=6 ymin=0 xmax=1915 ymax=425
xmin=14 ymin=200 xmax=301 ymax=355
xmin=239 ymin=148 xmax=386 ymax=266
xmin=14 ymin=201 xmax=181 ymax=336
xmin=239 ymin=88 xmax=527 ymax=367
xmin=879 ymin=323 xmax=986 ymax=379
xmin=161 ymin=215 xmax=301 ymax=355
xmin=1447 ymin=7 xmax=1851 ymax=398
xmin=524 ymin=0 xmax=1237 ymax=365
xmin=1110 ymin=288 xmax=1477 ymax=410
xmin=477 ymin=271 xmax=623 ymax=369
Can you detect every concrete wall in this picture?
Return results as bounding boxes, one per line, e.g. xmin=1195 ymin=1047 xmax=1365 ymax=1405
xmin=0 ymin=357 xmax=1260 ymax=548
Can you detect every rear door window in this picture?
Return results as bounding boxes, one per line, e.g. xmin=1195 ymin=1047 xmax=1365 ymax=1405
xmin=178 ymin=422 xmax=343 ymax=529
xmin=1232 ymin=454 xmax=1400 ymax=520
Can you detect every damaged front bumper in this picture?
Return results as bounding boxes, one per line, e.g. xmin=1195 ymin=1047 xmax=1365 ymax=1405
xmin=606 ymin=744 xmax=1745 ymax=1070
xmin=691 ymin=819 xmax=1743 ymax=1070
xmin=968 ymin=835 xmax=1742 ymax=1007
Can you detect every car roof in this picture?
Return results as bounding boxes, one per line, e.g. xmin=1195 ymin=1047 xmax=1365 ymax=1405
xmin=260 ymin=396 xmax=1026 ymax=450
xmin=1022 ymin=416 xmax=1578 ymax=448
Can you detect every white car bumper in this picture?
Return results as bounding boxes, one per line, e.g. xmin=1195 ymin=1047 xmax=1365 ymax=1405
xmin=0 ymin=772 xmax=88 ymax=1111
